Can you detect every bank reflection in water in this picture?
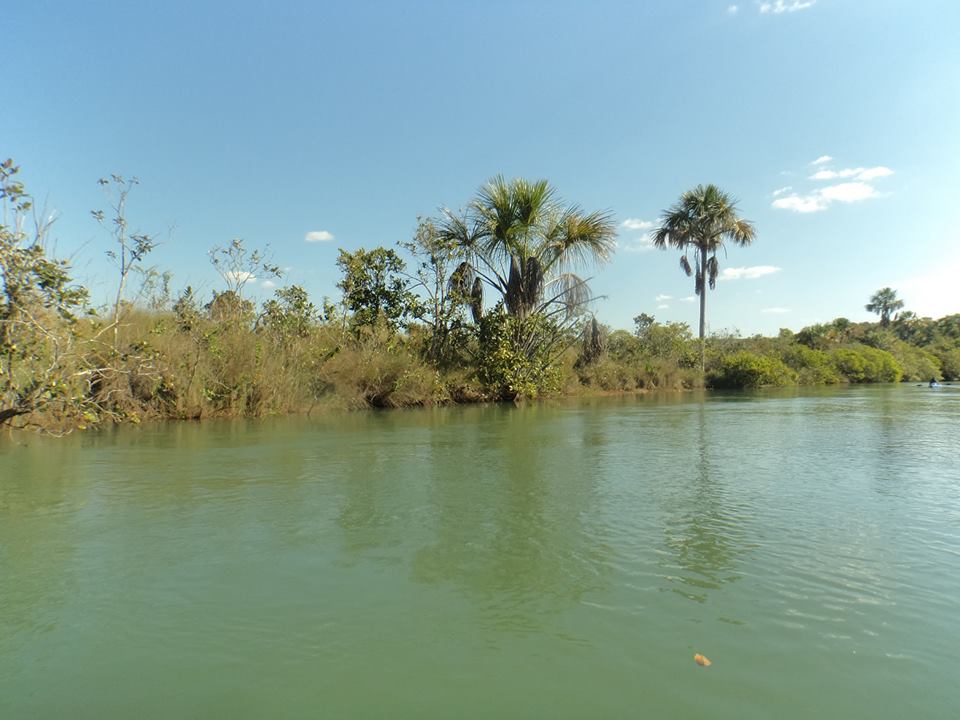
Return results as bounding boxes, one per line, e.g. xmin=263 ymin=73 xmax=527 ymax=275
xmin=0 ymin=447 xmax=84 ymax=664
xmin=659 ymin=402 xmax=747 ymax=603
xmin=411 ymin=405 xmax=611 ymax=634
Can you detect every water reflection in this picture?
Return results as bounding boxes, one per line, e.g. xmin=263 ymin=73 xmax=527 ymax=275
xmin=661 ymin=402 xmax=746 ymax=603
xmin=0 ymin=448 xmax=83 ymax=663
xmin=411 ymin=406 xmax=611 ymax=634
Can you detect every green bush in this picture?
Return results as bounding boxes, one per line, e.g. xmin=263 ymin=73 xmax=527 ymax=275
xmin=930 ymin=346 xmax=960 ymax=380
xmin=830 ymin=345 xmax=903 ymax=383
xmin=475 ymin=309 xmax=563 ymax=400
xmin=780 ymin=344 xmax=843 ymax=385
xmin=708 ymin=351 xmax=796 ymax=389
xmin=886 ymin=340 xmax=941 ymax=382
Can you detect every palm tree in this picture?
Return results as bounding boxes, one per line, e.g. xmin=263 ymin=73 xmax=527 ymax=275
xmin=865 ymin=287 xmax=904 ymax=327
xmin=436 ymin=176 xmax=617 ymax=323
xmin=651 ymin=184 xmax=756 ymax=370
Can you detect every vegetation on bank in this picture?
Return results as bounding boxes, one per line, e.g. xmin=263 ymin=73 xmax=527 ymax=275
xmin=3 ymin=159 xmax=958 ymax=433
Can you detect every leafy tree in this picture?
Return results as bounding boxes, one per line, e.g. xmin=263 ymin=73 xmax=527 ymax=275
xmin=399 ymin=218 xmax=473 ymax=365
xmin=795 ymin=317 xmax=861 ymax=349
xmin=436 ymin=176 xmax=616 ymax=323
xmin=633 ymin=312 xmax=656 ymax=339
xmin=336 ymin=247 xmax=423 ymax=331
xmin=1 ymin=159 xmax=90 ymax=427
xmin=258 ymin=285 xmax=317 ymax=341
xmin=435 ymin=176 xmax=615 ymax=391
xmin=865 ymin=287 xmax=904 ymax=327
xmin=634 ymin=316 xmax=697 ymax=366
xmin=651 ymin=184 xmax=756 ymax=370
xmin=936 ymin=314 xmax=960 ymax=341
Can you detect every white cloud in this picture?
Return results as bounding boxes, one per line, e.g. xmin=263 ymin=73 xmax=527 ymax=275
xmin=772 ymin=193 xmax=828 ymax=213
xmin=261 ymin=279 xmax=277 ymax=289
xmin=811 ymin=155 xmax=833 ymax=165
xmin=762 ymin=307 xmax=791 ymax=314
xmin=655 ymin=294 xmax=672 ymax=302
xmin=760 ymin=0 xmax=815 ymax=13
xmin=721 ymin=265 xmax=781 ymax=280
xmin=819 ymin=182 xmax=878 ymax=203
xmin=727 ymin=5 xmax=739 ymax=13
xmin=809 ymin=168 xmax=860 ymax=180
xmin=856 ymin=166 xmax=895 ymax=181
xmin=809 ymin=166 xmax=894 ymax=182
xmin=617 ymin=235 xmax=655 ymax=253
xmin=305 ymin=230 xmax=334 ymax=243
xmin=772 ymin=186 xmax=793 ymax=197
xmin=772 ymin=177 xmax=886 ymax=213
xmin=621 ymin=218 xmax=654 ymax=231
xmin=657 ymin=304 xmax=670 ymax=310
xmin=224 ymin=271 xmax=255 ymax=285
xmin=680 ymin=295 xmax=696 ymax=303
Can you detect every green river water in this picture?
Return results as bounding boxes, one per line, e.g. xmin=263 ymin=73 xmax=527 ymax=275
xmin=1 ymin=385 xmax=959 ymax=718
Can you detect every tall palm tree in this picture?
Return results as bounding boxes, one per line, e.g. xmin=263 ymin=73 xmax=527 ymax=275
xmin=651 ymin=184 xmax=756 ymax=370
xmin=865 ymin=287 xmax=904 ymax=327
xmin=437 ymin=176 xmax=617 ymax=322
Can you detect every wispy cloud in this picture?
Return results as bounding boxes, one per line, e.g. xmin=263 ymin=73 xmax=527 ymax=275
xmin=655 ymin=294 xmax=672 ymax=302
xmin=621 ymin=218 xmax=655 ymax=231
xmin=760 ymin=0 xmax=815 ymax=13
xmin=225 ymin=270 xmax=255 ymax=285
xmin=762 ymin=307 xmax=791 ymax=314
xmin=618 ymin=218 xmax=657 ymax=252
xmin=617 ymin=235 xmax=655 ymax=253
xmin=857 ymin=166 xmax=896 ymax=181
xmin=809 ymin=166 xmax=894 ymax=182
xmin=721 ymin=265 xmax=781 ymax=280
xmin=775 ymin=182 xmax=880 ymax=212
xmin=680 ymin=295 xmax=696 ymax=303
xmin=657 ymin=303 xmax=670 ymax=310
xmin=772 ymin=186 xmax=793 ymax=197
xmin=773 ymin=159 xmax=893 ymax=213
xmin=261 ymin=279 xmax=277 ymax=290
xmin=727 ymin=5 xmax=739 ymax=14
xmin=305 ymin=230 xmax=334 ymax=243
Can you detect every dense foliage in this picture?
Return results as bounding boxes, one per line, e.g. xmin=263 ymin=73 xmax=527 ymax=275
xmin=3 ymin=160 xmax=958 ymax=432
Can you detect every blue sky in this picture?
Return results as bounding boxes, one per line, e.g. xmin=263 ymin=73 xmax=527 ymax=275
xmin=5 ymin=0 xmax=959 ymax=334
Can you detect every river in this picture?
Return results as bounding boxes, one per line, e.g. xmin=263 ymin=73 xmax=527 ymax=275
xmin=1 ymin=385 xmax=958 ymax=718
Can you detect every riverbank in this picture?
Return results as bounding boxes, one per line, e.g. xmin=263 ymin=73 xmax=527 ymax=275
xmin=5 ymin=161 xmax=959 ymax=434
xmin=4 ymin=302 xmax=958 ymax=435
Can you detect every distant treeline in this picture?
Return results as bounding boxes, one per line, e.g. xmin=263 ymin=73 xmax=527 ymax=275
xmin=3 ymin=160 xmax=957 ymax=433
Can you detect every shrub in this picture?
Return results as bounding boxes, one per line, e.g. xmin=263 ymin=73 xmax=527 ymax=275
xmin=830 ymin=345 xmax=902 ymax=383
xmin=475 ymin=309 xmax=563 ymax=400
xmin=781 ymin=344 xmax=843 ymax=385
xmin=708 ymin=351 xmax=796 ymax=389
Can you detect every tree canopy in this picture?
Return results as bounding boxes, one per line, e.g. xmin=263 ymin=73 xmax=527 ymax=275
xmin=865 ymin=287 xmax=904 ymax=327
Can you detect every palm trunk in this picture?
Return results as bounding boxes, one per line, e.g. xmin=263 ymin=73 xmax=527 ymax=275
xmin=698 ymin=249 xmax=707 ymax=372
